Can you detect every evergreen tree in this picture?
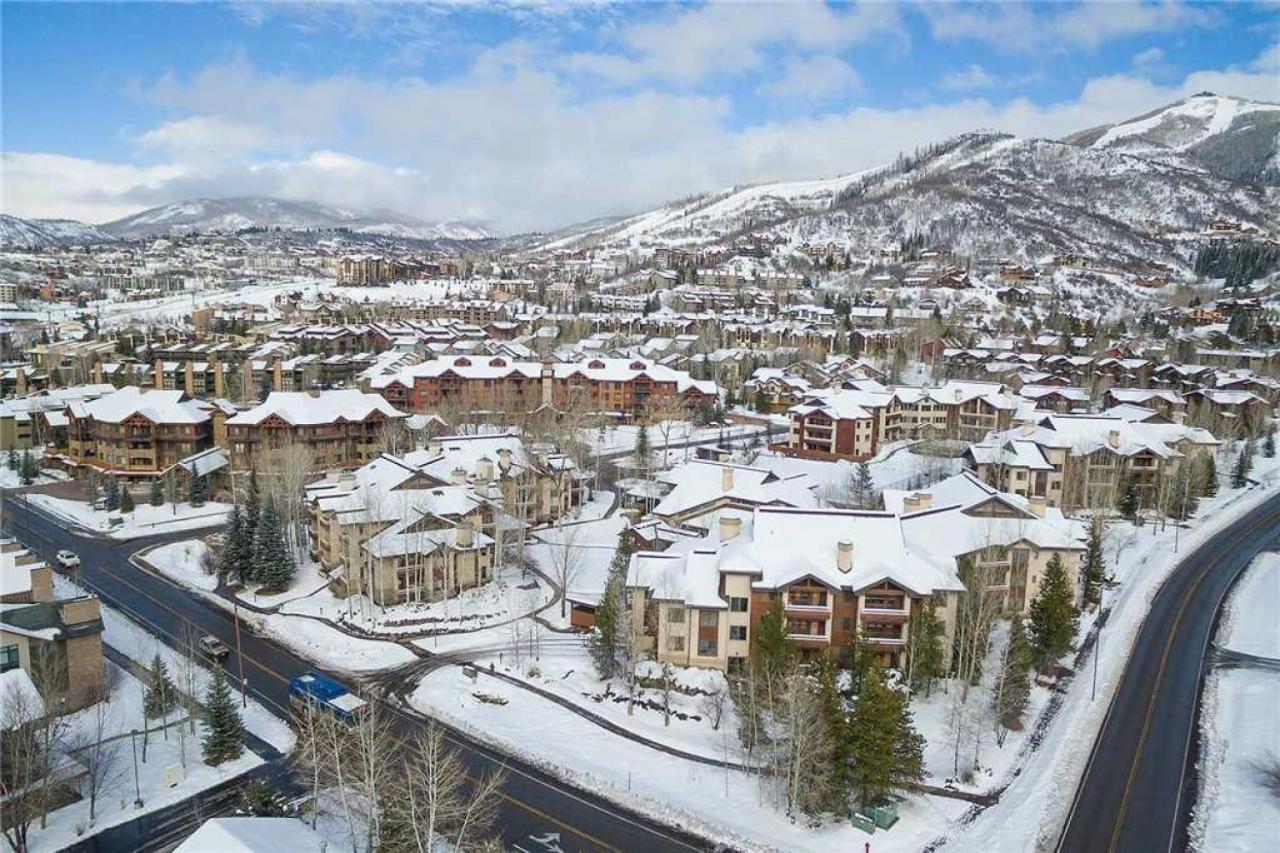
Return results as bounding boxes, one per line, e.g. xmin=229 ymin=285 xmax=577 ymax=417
xmin=244 ymin=469 xmax=261 ymax=536
xmin=1163 ymin=460 xmax=1199 ymax=521
xmin=1264 ymin=429 xmax=1276 ymax=459
xmin=813 ymin=653 xmax=854 ymax=812
xmin=119 ymin=486 xmax=135 ymax=513
xmin=237 ymin=778 xmax=289 ymax=817
xmin=150 ymin=478 xmax=165 ymax=507
xmin=218 ymin=505 xmax=250 ymax=586
xmin=852 ymin=461 xmax=876 ymax=509
xmin=590 ymin=527 xmax=633 ymax=679
xmin=634 ymin=422 xmax=651 ymax=475
xmin=1028 ymin=554 xmax=1079 ymax=670
xmin=103 ymin=474 xmax=120 ymax=511
xmin=188 ymin=474 xmax=208 ymax=507
xmin=1081 ymin=516 xmax=1106 ymax=605
xmin=753 ymin=387 xmax=771 ymax=414
xmin=86 ymin=470 xmax=100 ymax=504
xmin=906 ymin=596 xmax=945 ymax=695
xmin=847 ymin=667 xmax=925 ymax=807
xmin=993 ymin=617 xmax=1031 ymax=734
xmin=143 ymin=653 xmax=178 ymax=719
xmin=6 ymin=448 xmax=16 ymax=470
xmin=753 ymin=598 xmax=795 ymax=681
xmin=1198 ymin=453 xmax=1219 ymax=497
xmin=201 ymin=669 xmax=244 ymax=766
xmin=1117 ymin=478 xmax=1140 ymax=521
xmin=253 ymin=499 xmax=295 ymax=591
xmin=1230 ymin=439 xmax=1255 ymax=488
xmin=18 ymin=450 xmax=36 ymax=486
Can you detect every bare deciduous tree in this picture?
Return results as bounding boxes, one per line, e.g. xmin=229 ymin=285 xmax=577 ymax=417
xmin=546 ymin=523 xmax=585 ymax=619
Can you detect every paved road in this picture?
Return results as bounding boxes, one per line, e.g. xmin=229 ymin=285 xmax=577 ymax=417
xmin=2 ymin=497 xmax=713 ymax=853
xmin=1057 ymin=493 xmax=1280 ymax=853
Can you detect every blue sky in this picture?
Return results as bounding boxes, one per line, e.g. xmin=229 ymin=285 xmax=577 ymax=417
xmin=2 ymin=1 xmax=1277 ymax=230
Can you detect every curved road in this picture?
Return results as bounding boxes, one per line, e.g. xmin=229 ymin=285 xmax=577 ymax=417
xmin=1057 ymin=492 xmax=1280 ymax=853
xmin=2 ymin=497 xmax=714 ymax=853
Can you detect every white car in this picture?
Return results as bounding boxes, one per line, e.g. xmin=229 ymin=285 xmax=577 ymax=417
xmin=55 ymin=550 xmax=80 ymax=569
xmin=198 ymin=635 xmax=231 ymax=659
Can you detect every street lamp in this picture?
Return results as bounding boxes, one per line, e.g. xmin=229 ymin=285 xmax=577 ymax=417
xmin=130 ymin=729 xmax=143 ymax=808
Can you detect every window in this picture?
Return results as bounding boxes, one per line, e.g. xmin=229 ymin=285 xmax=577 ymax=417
xmin=699 ymin=610 xmax=718 ymax=628
xmin=666 ymin=608 xmax=685 ymax=624
xmin=0 ymin=644 xmax=18 ymax=673
xmin=667 ymin=636 xmax=685 ymax=652
xmin=729 ymin=626 xmax=747 ymax=641
xmin=697 ymin=638 xmax=718 ymax=656
xmin=729 ymin=597 xmax=748 ymax=612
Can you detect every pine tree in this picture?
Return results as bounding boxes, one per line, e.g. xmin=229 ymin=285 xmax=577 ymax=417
xmin=253 ymin=499 xmax=295 ymax=591
xmin=1264 ymin=429 xmax=1276 ymax=459
xmin=18 ymin=450 xmax=36 ymax=486
xmin=1081 ymin=516 xmax=1106 ymax=605
xmin=1028 ymin=554 xmax=1079 ymax=670
xmin=188 ymin=474 xmax=208 ymax=507
xmin=753 ymin=597 xmax=795 ymax=682
xmin=1199 ymin=453 xmax=1219 ymax=497
xmin=5 ymin=448 xmax=16 ymax=470
xmin=104 ymin=474 xmax=120 ymax=510
xmin=590 ymin=528 xmax=633 ymax=679
xmin=143 ymin=653 xmax=178 ymax=719
xmin=86 ymin=470 xmax=100 ymax=505
xmin=1163 ymin=460 xmax=1199 ymax=521
xmin=1117 ymin=478 xmax=1140 ymax=521
xmin=853 ymin=461 xmax=875 ymax=509
xmin=847 ymin=666 xmax=925 ymax=807
xmin=201 ymin=669 xmax=244 ymax=766
xmin=634 ymin=422 xmax=651 ymax=475
xmin=993 ymin=617 xmax=1031 ymax=733
xmin=1230 ymin=439 xmax=1255 ymax=488
xmin=119 ymin=486 xmax=135 ymax=513
xmin=150 ymin=478 xmax=165 ymax=507
xmin=906 ymin=596 xmax=945 ymax=696
xmin=244 ymin=469 xmax=260 ymax=536
xmin=814 ymin=653 xmax=853 ymax=812
xmin=218 ymin=505 xmax=250 ymax=586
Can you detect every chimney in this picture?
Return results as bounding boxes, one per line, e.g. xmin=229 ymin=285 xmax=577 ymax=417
xmin=837 ymin=540 xmax=853 ymax=573
xmin=1108 ymin=429 xmax=1121 ymax=448
xmin=477 ymin=456 xmax=494 ymax=481
xmin=456 ymin=522 xmax=474 ymax=548
xmin=451 ymin=466 xmax=468 ymax=485
xmin=426 ymin=442 xmax=442 ymax=457
xmin=1020 ymin=422 xmax=1035 ymax=436
xmin=722 ymin=466 xmax=735 ymax=491
xmin=1028 ymin=495 xmax=1046 ymax=517
xmin=719 ymin=515 xmax=742 ymax=542
xmin=954 ymin=388 xmax=963 ymax=401
xmin=153 ymin=359 xmax=163 ymax=390
xmin=916 ymin=491 xmax=932 ymax=510
xmin=903 ymin=495 xmax=919 ymax=513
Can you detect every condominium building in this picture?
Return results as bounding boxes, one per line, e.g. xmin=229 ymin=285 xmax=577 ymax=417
xmin=60 ymin=386 xmax=215 ymax=478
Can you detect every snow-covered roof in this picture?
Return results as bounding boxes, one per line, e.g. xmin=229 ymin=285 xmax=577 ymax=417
xmin=652 ymin=460 xmax=818 ymax=524
xmin=175 ymin=818 xmax=328 ymax=853
xmin=79 ymin=386 xmax=209 ymax=425
xmin=226 ymin=390 xmax=406 ymax=426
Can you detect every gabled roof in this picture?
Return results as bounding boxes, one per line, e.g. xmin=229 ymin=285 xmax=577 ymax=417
xmin=226 ymin=390 xmax=406 ymax=427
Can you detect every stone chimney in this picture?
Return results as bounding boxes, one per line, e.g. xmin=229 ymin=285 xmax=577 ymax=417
xmin=719 ymin=515 xmax=742 ymax=542
xmin=1028 ymin=495 xmax=1046 ymax=517
xmin=451 ymin=466 xmax=468 ymax=485
xmin=722 ymin=466 xmax=735 ymax=491
xmin=184 ymin=360 xmax=196 ymax=396
xmin=837 ymin=540 xmax=853 ymax=573
xmin=477 ymin=456 xmax=494 ymax=481
xmin=212 ymin=359 xmax=225 ymax=398
xmin=456 ymin=521 xmax=474 ymax=548
xmin=903 ymin=494 xmax=919 ymax=513
xmin=917 ymin=491 xmax=932 ymax=510
xmin=153 ymin=359 xmax=164 ymax=390
xmin=1108 ymin=429 xmax=1121 ymax=448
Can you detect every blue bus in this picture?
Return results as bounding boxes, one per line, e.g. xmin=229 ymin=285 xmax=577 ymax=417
xmin=288 ymin=671 xmax=369 ymax=726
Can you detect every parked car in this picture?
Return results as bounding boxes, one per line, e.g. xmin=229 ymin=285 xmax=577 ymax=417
xmin=198 ymin=635 xmax=231 ymax=659
xmin=55 ymin=550 xmax=80 ymax=568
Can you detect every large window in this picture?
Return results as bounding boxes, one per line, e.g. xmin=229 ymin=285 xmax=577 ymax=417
xmin=0 ymin=644 xmax=19 ymax=673
xmin=666 ymin=607 xmax=685 ymax=624
xmin=699 ymin=610 xmax=718 ymax=628
xmin=729 ymin=597 xmax=749 ymax=612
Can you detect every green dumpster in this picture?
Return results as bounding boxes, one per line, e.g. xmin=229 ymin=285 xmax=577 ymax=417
xmin=866 ymin=801 xmax=899 ymax=830
xmin=850 ymin=813 xmax=876 ymax=834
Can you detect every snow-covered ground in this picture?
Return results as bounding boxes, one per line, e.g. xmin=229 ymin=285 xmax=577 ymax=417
xmin=947 ymin=454 xmax=1280 ymax=852
xmin=140 ymin=539 xmax=217 ymax=592
xmin=15 ymin=665 xmax=264 ymax=853
xmin=26 ymin=494 xmax=229 ymax=539
xmin=1190 ymin=552 xmax=1280 ymax=852
xmin=752 ymin=441 xmax=965 ymax=501
xmin=582 ymin=421 xmax=769 ymax=458
xmin=52 ymin=572 xmax=293 ymax=749
xmin=0 ymin=466 xmax=66 ymax=489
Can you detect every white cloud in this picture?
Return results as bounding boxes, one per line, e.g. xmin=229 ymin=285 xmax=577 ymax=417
xmin=941 ymin=63 xmax=998 ymax=91
xmin=759 ymin=55 xmax=861 ymax=100
xmin=924 ymin=1 xmax=1219 ymax=53
xmin=3 ymin=42 xmax=1275 ymax=231
xmin=1132 ymin=47 xmax=1166 ymax=68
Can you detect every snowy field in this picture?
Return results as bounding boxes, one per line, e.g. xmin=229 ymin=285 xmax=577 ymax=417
xmin=752 ymin=441 xmax=965 ymax=501
xmin=140 ymin=539 xmax=217 ymax=592
xmin=13 ymin=665 xmax=263 ymax=853
xmin=1190 ymin=552 xmax=1280 ymax=852
xmin=26 ymin=494 xmax=229 ymax=540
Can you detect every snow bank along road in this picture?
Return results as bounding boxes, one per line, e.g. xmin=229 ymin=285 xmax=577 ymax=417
xmin=1057 ymin=493 xmax=1280 ymax=853
xmin=2 ymin=496 xmax=711 ymax=853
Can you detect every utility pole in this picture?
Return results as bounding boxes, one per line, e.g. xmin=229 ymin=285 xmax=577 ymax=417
xmin=130 ymin=729 xmax=143 ymax=808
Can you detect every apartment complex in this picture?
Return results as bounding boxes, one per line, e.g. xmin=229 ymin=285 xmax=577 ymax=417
xmin=369 ymin=355 xmax=719 ymax=420
xmin=225 ymin=389 xmax=408 ymax=472
xmin=621 ymin=472 xmax=1083 ymax=673
xmin=59 ymin=386 xmax=215 ymax=478
xmin=783 ymin=380 xmax=1022 ymax=461
xmin=967 ymin=413 xmax=1220 ymax=512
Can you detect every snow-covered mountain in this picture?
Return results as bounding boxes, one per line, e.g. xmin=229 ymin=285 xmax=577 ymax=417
xmin=1064 ymin=92 xmax=1280 ymax=183
xmin=538 ymin=96 xmax=1278 ymax=270
xmin=0 ymin=214 xmax=116 ymax=249
xmin=98 ymin=197 xmax=495 ymax=241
